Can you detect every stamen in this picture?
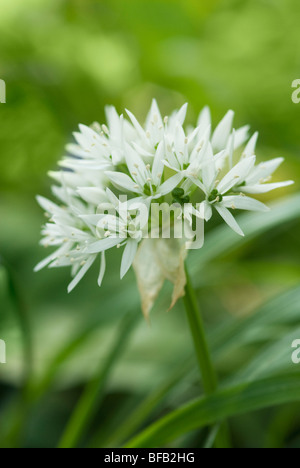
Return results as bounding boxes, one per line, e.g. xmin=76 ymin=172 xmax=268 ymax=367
xmin=102 ymin=124 xmax=109 ymax=135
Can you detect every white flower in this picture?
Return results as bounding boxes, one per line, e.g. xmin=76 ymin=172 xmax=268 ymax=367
xmin=238 ymin=157 xmax=294 ymax=194
xmin=126 ymin=99 xmax=188 ymax=156
xmin=105 ymin=141 xmax=183 ymax=201
xmin=36 ymin=100 xmax=294 ymax=293
xmin=81 ymin=189 xmax=147 ymax=278
xmin=34 ymin=193 xmax=107 ymax=293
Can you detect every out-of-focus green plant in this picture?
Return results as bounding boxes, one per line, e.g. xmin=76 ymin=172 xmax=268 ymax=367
xmin=0 ymin=0 xmax=300 ymax=449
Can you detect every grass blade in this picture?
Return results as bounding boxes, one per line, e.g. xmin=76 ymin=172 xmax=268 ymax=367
xmin=125 ymin=373 xmax=300 ymax=448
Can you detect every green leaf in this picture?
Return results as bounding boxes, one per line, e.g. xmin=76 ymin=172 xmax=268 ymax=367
xmin=125 ymin=373 xmax=300 ymax=448
xmin=58 ymin=311 xmax=140 ymax=448
xmin=188 ymin=194 xmax=300 ymax=277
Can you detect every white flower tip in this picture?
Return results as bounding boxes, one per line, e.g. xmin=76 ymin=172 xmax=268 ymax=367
xmin=78 ymin=123 xmax=87 ymax=132
xmin=182 ymin=102 xmax=188 ymax=111
xmin=125 ymin=108 xmax=134 ymax=118
xmin=120 ymin=271 xmax=126 ymax=280
xmin=36 ymin=195 xmax=43 ymax=205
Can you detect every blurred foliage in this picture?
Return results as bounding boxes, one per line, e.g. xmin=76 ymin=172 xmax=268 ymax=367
xmin=0 ymin=0 xmax=300 ymax=448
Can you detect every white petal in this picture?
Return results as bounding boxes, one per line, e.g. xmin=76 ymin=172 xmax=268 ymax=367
xmin=174 ymin=124 xmax=186 ymax=157
xmin=73 ymin=130 xmax=93 ymax=149
xmin=105 ymin=171 xmax=140 ymax=193
xmin=146 ymin=99 xmax=163 ymax=128
xmin=232 ymin=125 xmax=250 ymax=149
xmin=202 ymin=143 xmax=216 ymax=190
xmin=36 ymin=195 xmax=61 ymax=215
xmin=189 ymin=177 xmax=207 ymax=194
xmin=245 ymin=158 xmax=284 ymax=186
xmin=212 ymin=110 xmax=234 ymax=151
xmin=197 ymin=106 xmax=211 ymax=131
xmin=77 ymin=187 xmax=107 ymax=205
xmin=243 ymin=132 xmax=259 ymax=158
xmin=66 ymin=143 xmax=89 ymax=158
xmin=126 ymin=109 xmax=146 ymax=140
xmin=241 ymin=181 xmax=294 ymax=194
xmin=222 ymin=195 xmax=269 ymax=212
xmin=78 ymin=123 xmax=99 ymax=141
xmin=121 ymin=239 xmax=138 ymax=279
xmin=98 ymin=251 xmax=106 ymax=286
xmin=152 ymin=142 xmax=165 ymax=184
xmin=214 ymin=205 xmax=244 ymax=236
xmin=106 ymin=187 xmax=122 ymax=209
xmin=217 ymin=156 xmax=256 ymax=194
xmin=34 ymin=243 xmax=73 ymax=272
xmin=159 ymin=173 xmax=184 ymax=196
xmin=173 ymin=103 xmax=188 ymax=126
xmin=105 ymin=106 xmax=122 ymax=140
xmin=87 ymin=237 xmax=122 ymax=254
xmin=197 ymin=201 xmax=213 ymax=221
xmin=124 ymin=144 xmax=147 ymax=186
xmin=68 ymin=256 xmax=97 ymax=293
xmin=79 ymin=214 xmax=103 ymax=226
xmin=228 ymin=129 xmax=235 ymax=169
xmin=132 ymin=142 xmax=153 ymax=157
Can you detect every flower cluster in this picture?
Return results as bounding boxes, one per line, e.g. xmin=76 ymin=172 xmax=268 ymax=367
xmin=36 ymin=100 xmax=293 ymax=292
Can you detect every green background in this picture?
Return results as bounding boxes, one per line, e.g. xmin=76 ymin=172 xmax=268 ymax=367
xmin=0 ymin=0 xmax=300 ymax=448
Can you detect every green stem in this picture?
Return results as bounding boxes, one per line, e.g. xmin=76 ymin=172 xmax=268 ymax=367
xmin=183 ymin=267 xmax=217 ymax=395
xmin=183 ymin=265 xmax=231 ymax=448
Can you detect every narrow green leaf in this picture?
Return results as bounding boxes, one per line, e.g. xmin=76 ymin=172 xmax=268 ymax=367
xmin=125 ymin=373 xmax=300 ymax=448
xmin=58 ymin=311 xmax=140 ymax=448
xmin=188 ymin=194 xmax=300 ymax=277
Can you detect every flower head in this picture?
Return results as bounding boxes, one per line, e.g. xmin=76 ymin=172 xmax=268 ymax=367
xmin=36 ymin=100 xmax=293 ymax=297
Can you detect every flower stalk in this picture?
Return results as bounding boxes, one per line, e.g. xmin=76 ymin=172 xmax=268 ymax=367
xmin=183 ymin=265 xmax=231 ymax=448
xmin=183 ymin=267 xmax=217 ymax=395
